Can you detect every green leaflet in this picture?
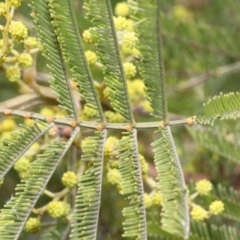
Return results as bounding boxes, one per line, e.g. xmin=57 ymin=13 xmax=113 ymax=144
xmin=190 ymin=221 xmax=240 ymax=240
xmin=48 ymin=0 xmax=105 ymax=122
xmin=188 ymin=126 xmax=240 ymax=163
xmin=134 ymin=0 xmax=168 ymax=121
xmin=117 ymin=130 xmax=147 ymax=239
xmin=31 ymin=0 xmax=77 ymax=118
xmin=197 ymin=92 xmax=240 ymax=125
xmin=0 ymin=127 xmax=80 ymax=240
xmin=152 ymin=126 xmax=189 ymax=239
xmin=84 ymin=0 xmax=134 ymax=123
xmin=70 ymin=130 xmax=106 ymax=240
xmin=0 ymin=121 xmax=51 ymax=180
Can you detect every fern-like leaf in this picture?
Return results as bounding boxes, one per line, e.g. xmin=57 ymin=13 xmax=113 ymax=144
xmin=134 ymin=0 xmax=168 ymax=121
xmin=152 ymin=126 xmax=189 ymax=239
xmin=0 ymin=121 xmax=51 ymax=179
xmin=48 ymin=0 xmax=105 ymax=122
xmin=31 ymin=0 xmax=77 ymax=118
xmin=117 ymin=130 xmax=147 ymax=239
xmin=188 ymin=126 xmax=240 ymax=163
xmin=197 ymin=92 xmax=240 ymax=125
xmin=190 ymin=221 xmax=240 ymax=240
xmin=70 ymin=130 xmax=106 ymax=239
xmin=84 ymin=0 xmax=134 ymax=123
xmin=0 ymin=127 xmax=80 ymax=240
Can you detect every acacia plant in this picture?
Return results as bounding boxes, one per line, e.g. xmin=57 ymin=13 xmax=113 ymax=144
xmin=0 ymin=0 xmax=240 ymax=239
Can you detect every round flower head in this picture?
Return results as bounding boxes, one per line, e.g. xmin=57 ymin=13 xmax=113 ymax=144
xmin=17 ymin=53 xmax=33 ymax=68
xmin=24 ymin=37 xmax=39 ymax=48
xmin=25 ymin=217 xmax=41 ymax=233
xmin=6 ymin=65 xmax=21 ymax=82
xmin=122 ymin=31 xmax=138 ymax=49
xmin=115 ymin=2 xmax=130 ymax=17
xmin=14 ymin=157 xmax=30 ymax=173
xmin=83 ymin=29 xmax=94 ymax=43
xmin=47 ymin=201 xmax=65 ymax=218
xmin=151 ymin=192 xmax=163 ymax=206
xmin=61 ymin=171 xmax=78 ymax=188
xmin=85 ymin=50 xmax=97 ymax=65
xmin=107 ymin=168 xmax=122 ymax=185
xmin=9 ymin=0 xmax=22 ymax=8
xmin=209 ymin=200 xmax=224 ymax=215
xmin=104 ymin=136 xmax=119 ymax=157
xmin=9 ymin=21 xmax=28 ymax=42
xmin=123 ymin=62 xmax=136 ymax=78
xmin=104 ymin=111 xmax=124 ymax=123
xmin=113 ymin=16 xmax=128 ymax=31
xmin=190 ymin=205 xmax=209 ymax=221
xmin=0 ymin=118 xmax=16 ymax=132
xmin=196 ymin=179 xmax=212 ymax=196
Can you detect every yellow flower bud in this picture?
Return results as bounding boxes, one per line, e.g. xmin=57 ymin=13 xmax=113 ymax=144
xmin=115 ymin=2 xmax=130 ymax=17
xmin=25 ymin=217 xmax=41 ymax=233
xmin=190 ymin=205 xmax=209 ymax=221
xmin=209 ymin=200 xmax=224 ymax=215
xmin=196 ymin=179 xmax=212 ymax=196
xmin=9 ymin=21 xmax=28 ymax=42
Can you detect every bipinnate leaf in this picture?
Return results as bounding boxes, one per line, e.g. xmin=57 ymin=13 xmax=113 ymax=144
xmin=152 ymin=126 xmax=189 ymax=239
xmin=117 ymin=130 xmax=147 ymax=239
xmin=0 ymin=127 xmax=80 ymax=240
xmin=70 ymin=130 xmax=106 ymax=240
xmin=31 ymin=0 xmax=78 ymax=118
xmin=0 ymin=121 xmax=51 ymax=180
xmin=84 ymin=0 xmax=134 ymax=123
xmin=197 ymin=92 xmax=240 ymax=125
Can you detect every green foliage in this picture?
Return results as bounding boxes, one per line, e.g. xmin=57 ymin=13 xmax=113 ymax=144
xmin=0 ymin=0 xmax=240 ymax=240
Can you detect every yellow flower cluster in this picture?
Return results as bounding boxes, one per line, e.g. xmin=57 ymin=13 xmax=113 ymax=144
xmin=122 ymin=31 xmax=138 ymax=49
xmin=81 ymin=104 xmax=98 ymax=120
xmin=9 ymin=21 xmax=28 ymax=42
xmin=113 ymin=16 xmax=128 ymax=31
xmin=123 ymin=62 xmax=136 ymax=78
xmin=6 ymin=65 xmax=20 ymax=82
xmin=61 ymin=171 xmax=78 ymax=189
xmin=190 ymin=205 xmax=209 ymax=221
xmin=0 ymin=118 xmax=16 ymax=132
xmin=24 ymin=37 xmax=39 ymax=48
xmin=104 ymin=111 xmax=124 ymax=123
xmin=151 ymin=192 xmax=163 ymax=206
xmin=14 ymin=157 xmax=30 ymax=173
xmin=9 ymin=0 xmax=22 ymax=8
xmin=196 ymin=179 xmax=212 ymax=196
xmin=115 ymin=2 xmax=130 ymax=17
xmin=144 ymin=192 xmax=163 ymax=209
xmin=139 ymin=154 xmax=148 ymax=177
xmin=17 ymin=53 xmax=33 ymax=68
xmin=47 ymin=201 xmax=70 ymax=218
xmin=209 ymin=200 xmax=224 ymax=215
xmin=82 ymin=29 xmax=94 ymax=43
xmin=25 ymin=217 xmax=41 ymax=233
xmin=107 ymin=168 xmax=122 ymax=185
xmin=85 ymin=50 xmax=97 ymax=65
xmin=104 ymin=136 xmax=119 ymax=157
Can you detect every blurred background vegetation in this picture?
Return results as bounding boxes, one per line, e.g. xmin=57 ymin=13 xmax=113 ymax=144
xmin=0 ymin=0 xmax=240 ymax=239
